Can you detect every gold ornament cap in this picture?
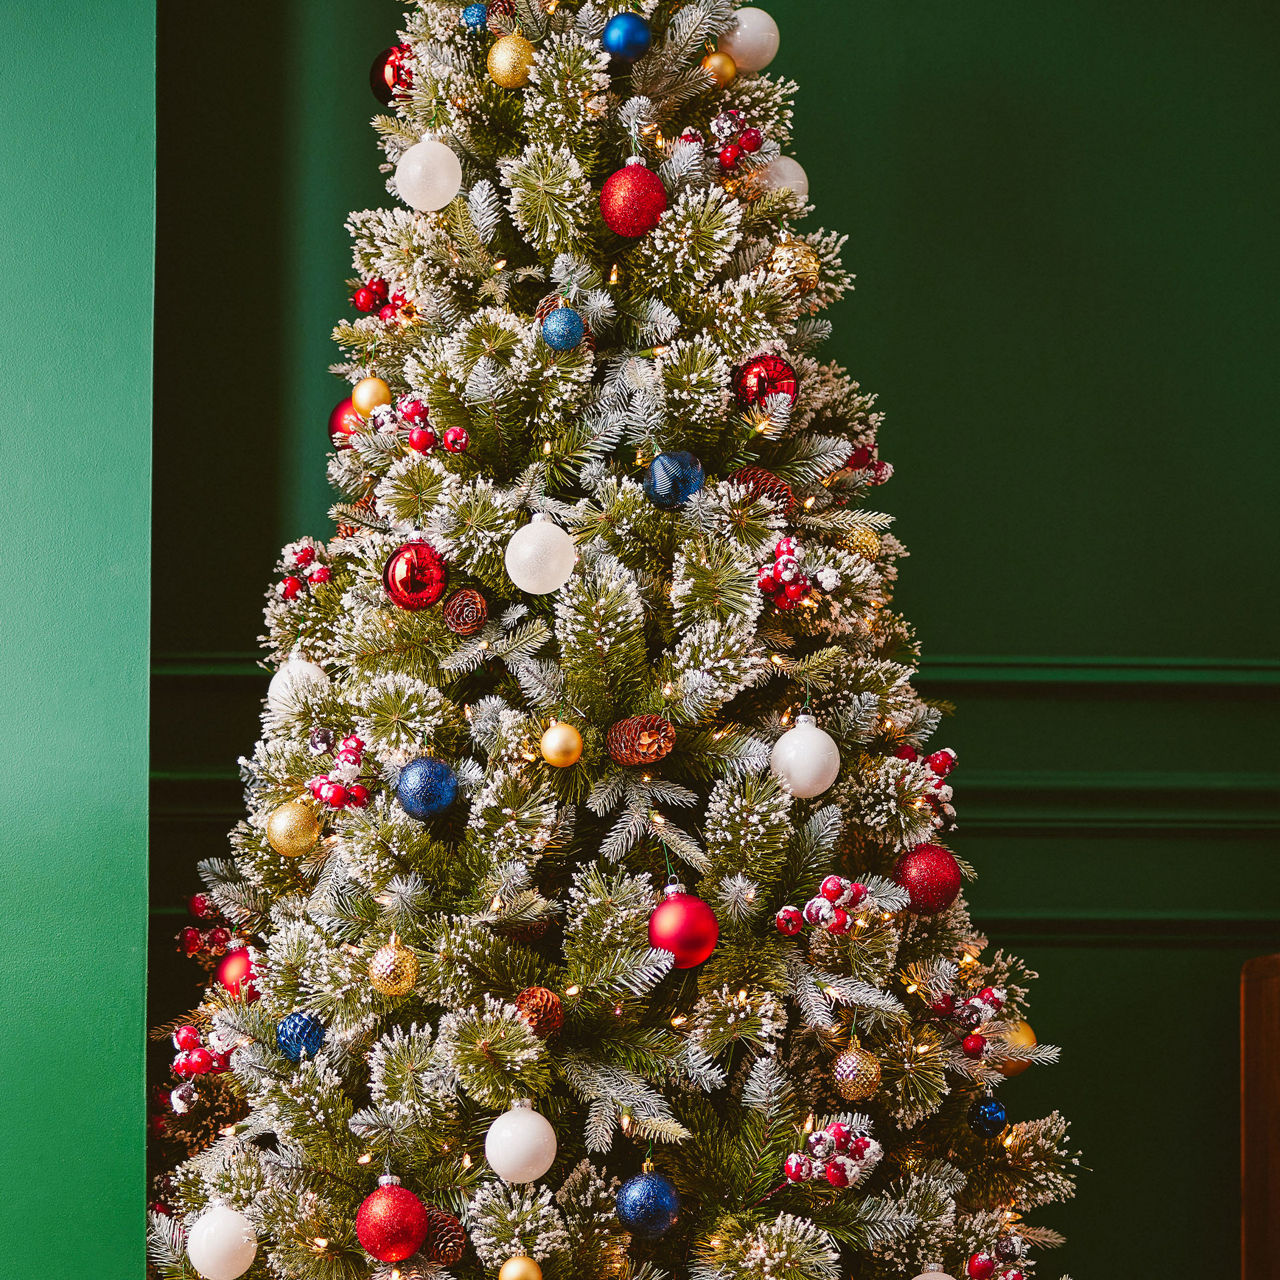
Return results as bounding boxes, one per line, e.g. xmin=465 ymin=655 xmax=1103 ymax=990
xmin=539 ymin=721 xmax=583 ymax=768
xmin=499 ymin=1257 xmax=542 ymax=1280
xmin=266 ymin=800 xmax=321 ymax=858
xmin=488 ymin=33 xmax=536 ymax=88
xmin=368 ymin=935 xmax=420 ymax=997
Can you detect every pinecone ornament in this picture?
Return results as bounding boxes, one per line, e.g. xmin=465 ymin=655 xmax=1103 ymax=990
xmin=425 ymin=1206 xmax=466 ymax=1265
xmin=606 ymin=714 xmax=677 ymax=766
xmin=534 ymin=292 xmax=596 ymax=351
xmin=486 ymin=0 xmax=514 ymax=33
xmin=334 ymin=495 xmax=380 ymax=539
xmin=443 ymin=587 xmax=488 ymax=635
xmin=514 ymin=985 xmax=564 ymax=1038
xmin=729 ymin=466 xmax=796 ymax=515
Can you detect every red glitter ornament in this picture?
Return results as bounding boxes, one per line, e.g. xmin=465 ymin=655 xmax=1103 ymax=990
xmin=356 ymin=1177 xmax=430 ymax=1263
xmin=383 ymin=541 xmax=447 ymax=610
xmin=733 ymin=352 xmax=799 ymax=409
xmin=370 ymin=45 xmax=413 ymax=106
xmin=328 ymin=397 xmax=362 ymax=449
xmin=648 ymin=886 xmax=719 ymax=968
xmin=600 ymin=160 xmax=668 ymax=237
xmin=893 ymin=843 xmax=962 ymax=915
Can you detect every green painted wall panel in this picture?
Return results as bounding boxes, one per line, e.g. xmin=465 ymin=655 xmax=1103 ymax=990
xmin=0 ymin=2 xmax=154 ymax=1275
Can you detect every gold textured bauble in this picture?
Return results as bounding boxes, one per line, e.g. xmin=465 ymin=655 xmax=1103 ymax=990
xmin=488 ymin=33 xmax=535 ymax=88
xmin=701 ymin=50 xmax=737 ymax=88
xmin=844 ymin=526 xmax=881 ymax=559
xmin=832 ymin=1043 xmax=881 ymax=1101
xmin=368 ymin=937 xmax=420 ymax=997
xmin=997 ymin=1018 xmax=1036 ymax=1077
xmin=266 ymin=800 xmax=321 ymax=858
xmin=768 ymin=238 xmax=822 ymax=296
xmin=540 ymin=721 xmax=583 ymax=768
xmin=499 ymin=1258 xmax=542 ymax=1280
xmin=351 ymin=375 xmax=392 ymax=418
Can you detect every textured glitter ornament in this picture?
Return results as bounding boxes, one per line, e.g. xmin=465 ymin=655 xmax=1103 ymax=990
xmin=265 ymin=800 xmax=321 ymax=858
xmin=701 ymin=49 xmax=736 ymax=87
xmin=369 ymin=936 xmax=420 ymax=997
xmin=499 ymin=1259 xmax=542 ymax=1280
xmin=515 ymin=985 xmax=564 ymax=1038
xmin=462 ymin=4 xmax=488 ymax=31
xmin=768 ymin=238 xmax=822 ymax=296
xmin=602 ymin=12 xmax=651 ymax=61
xmin=395 ymin=138 xmax=463 ymax=212
xmin=540 ymin=305 xmax=585 ymax=351
xmin=352 ymin=376 xmax=392 ymax=418
xmin=616 ymin=1165 xmax=680 ymax=1237
xmin=643 ymin=450 xmax=705 ymax=508
xmin=968 ymin=1096 xmax=1008 ymax=1137
xmin=186 ymin=1204 xmax=258 ymax=1280
xmin=845 ymin=525 xmax=881 ymax=558
xmin=600 ymin=159 xmax=668 ymax=237
xmin=539 ymin=721 xmax=583 ymax=767
xmin=832 ymin=1043 xmax=881 ymax=1101
xmin=424 ymin=1206 xmax=466 ymax=1265
xmin=443 ymin=587 xmax=488 ymax=635
xmin=356 ymin=1176 xmax=430 ymax=1263
xmin=276 ymin=1011 xmax=325 ymax=1063
xmin=534 ymin=292 xmax=596 ymax=351
xmin=396 ymin=757 xmax=458 ymax=819
xmin=370 ymin=44 xmax=412 ymax=105
xmin=997 ymin=1019 xmax=1036 ymax=1076
xmin=729 ymin=464 xmax=795 ymax=514
xmin=733 ymin=353 xmax=799 ymax=409
xmin=648 ymin=885 xmax=719 ymax=968
xmin=485 ymin=1100 xmax=558 ymax=1182
xmin=606 ymin=713 xmax=676 ymax=766
xmin=893 ymin=843 xmax=962 ymax=914
xmin=488 ymin=32 xmax=535 ymax=88
xmin=329 ymin=396 xmax=362 ymax=449
xmin=383 ymin=541 xmax=447 ymax=610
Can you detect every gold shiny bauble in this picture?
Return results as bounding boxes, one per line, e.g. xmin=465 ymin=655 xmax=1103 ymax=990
xmin=266 ymin=800 xmax=321 ymax=858
xmin=701 ymin=50 xmax=737 ymax=88
xmin=997 ymin=1018 xmax=1036 ymax=1077
xmin=539 ymin=721 xmax=583 ymax=768
xmin=844 ymin=526 xmax=881 ymax=559
xmin=351 ymin=375 xmax=392 ymax=418
xmin=488 ymin=33 xmax=536 ymax=88
xmin=368 ymin=937 xmax=420 ymax=997
xmin=832 ymin=1043 xmax=881 ymax=1101
xmin=499 ymin=1258 xmax=542 ymax=1280
xmin=768 ymin=238 xmax=822 ymax=296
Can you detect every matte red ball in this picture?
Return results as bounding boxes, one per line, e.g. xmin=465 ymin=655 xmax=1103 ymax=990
xmin=216 ymin=949 xmax=259 ymax=1002
xmin=329 ymin=397 xmax=362 ymax=449
xmin=352 ymin=285 xmax=378 ymax=312
xmin=383 ymin=541 xmax=448 ymax=610
xmin=279 ymin=576 xmax=303 ymax=601
xmin=408 ymin=426 xmax=437 ymax=453
xmin=443 ymin=425 xmax=469 ymax=453
xmin=321 ymin=781 xmax=349 ymax=808
xmin=309 ymin=564 xmax=331 ymax=584
xmin=172 ymin=1051 xmax=196 ymax=1078
xmin=600 ymin=161 xmax=668 ymax=237
xmin=739 ymin=127 xmax=763 ymax=152
xmin=757 ymin=565 xmax=779 ymax=593
xmin=733 ymin=353 xmax=799 ymax=409
xmin=893 ymin=843 xmax=962 ymax=914
xmin=173 ymin=1024 xmax=201 ymax=1051
xmin=649 ymin=891 xmax=719 ymax=968
xmin=962 ymin=1034 xmax=987 ymax=1058
xmin=356 ymin=1182 xmax=430 ymax=1263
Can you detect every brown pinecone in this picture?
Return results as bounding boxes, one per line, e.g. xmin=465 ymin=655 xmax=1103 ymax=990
xmin=606 ymin=713 xmax=676 ymax=766
xmin=486 ymin=0 xmax=515 ymax=33
xmin=535 ymin=291 xmax=597 ymax=351
xmin=729 ymin=465 xmax=796 ymax=515
xmin=424 ymin=1206 xmax=467 ymax=1265
xmin=443 ymin=587 xmax=488 ymax=636
xmin=515 ymin=985 xmax=564 ymax=1038
xmin=334 ymin=495 xmax=379 ymax=540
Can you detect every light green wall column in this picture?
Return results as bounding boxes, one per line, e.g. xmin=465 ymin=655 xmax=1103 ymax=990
xmin=0 ymin=3 xmax=154 ymax=1275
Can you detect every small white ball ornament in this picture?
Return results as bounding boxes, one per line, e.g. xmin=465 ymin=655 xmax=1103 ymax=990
xmin=186 ymin=1204 xmax=258 ymax=1280
xmin=266 ymin=655 xmax=329 ymax=712
xmin=485 ymin=1099 xmax=558 ymax=1182
xmin=759 ymin=155 xmax=810 ymax=202
xmin=504 ymin=516 xmax=578 ymax=595
xmin=770 ymin=712 xmax=841 ymax=798
xmin=395 ymin=137 xmax=464 ymax=212
xmin=717 ymin=6 xmax=781 ymax=72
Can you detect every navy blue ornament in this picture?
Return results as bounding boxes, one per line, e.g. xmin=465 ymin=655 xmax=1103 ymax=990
xmin=276 ymin=1012 xmax=325 ymax=1063
xmin=541 ymin=306 xmax=585 ymax=351
xmin=396 ymin=756 xmax=458 ymax=819
xmin=643 ymin=450 xmax=705 ymax=508
xmin=968 ymin=1096 xmax=1008 ymax=1138
xmin=602 ymin=12 xmax=652 ymax=62
xmin=616 ymin=1167 xmax=680 ymax=1237
xmin=462 ymin=4 xmax=488 ymax=31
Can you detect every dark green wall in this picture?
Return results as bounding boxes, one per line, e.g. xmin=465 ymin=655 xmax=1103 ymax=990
xmin=151 ymin=2 xmax=1280 ymax=1275
xmin=1 ymin=2 xmax=154 ymax=1275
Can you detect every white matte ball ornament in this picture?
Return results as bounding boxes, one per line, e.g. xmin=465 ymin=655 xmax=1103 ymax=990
xmin=911 ymin=1273 xmax=958 ymax=1280
xmin=186 ymin=1205 xmax=258 ymax=1280
xmin=485 ymin=1099 xmax=558 ymax=1182
xmin=770 ymin=713 xmax=841 ymax=798
xmin=504 ymin=517 xmax=578 ymax=595
xmin=759 ymin=155 xmax=810 ymax=202
xmin=395 ymin=137 xmax=464 ymax=212
xmin=717 ymin=6 xmax=781 ymax=72
xmin=266 ymin=656 xmax=329 ymax=712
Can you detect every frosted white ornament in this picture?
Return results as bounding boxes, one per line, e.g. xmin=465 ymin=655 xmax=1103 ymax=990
xmin=395 ymin=137 xmax=463 ymax=212
xmin=770 ymin=712 xmax=841 ymax=798
xmin=911 ymin=1273 xmax=958 ymax=1280
xmin=186 ymin=1205 xmax=258 ymax=1280
xmin=484 ymin=1098 xmax=558 ymax=1182
xmin=759 ymin=155 xmax=809 ymax=202
xmin=717 ymin=6 xmax=781 ymax=72
xmin=504 ymin=516 xmax=578 ymax=595
xmin=266 ymin=655 xmax=329 ymax=712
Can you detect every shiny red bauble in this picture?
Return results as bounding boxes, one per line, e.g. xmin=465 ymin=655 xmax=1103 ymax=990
xmin=216 ymin=949 xmax=259 ymax=1002
xmin=356 ymin=1180 xmax=430 ymax=1263
xmin=718 ymin=143 xmax=742 ymax=171
xmin=648 ymin=889 xmax=719 ymax=968
xmin=370 ymin=44 xmax=413 ymax=106
xmin=329 ymin=397 xmax=362 ymax=449
xmin=383 ymin=541 xmax=448 ymax=610
xmin=187 ymin=1047 xmax=215 ymax=1075
xmin=892 ymin=843 xmax=962 ymax=915
xmin=967 ymin=1253 xmax=997 ymax=1280
xmin=733 ymin=353 xmax=799 ymax=409
xmin=600 ymin=160 xmax=668 ymax=237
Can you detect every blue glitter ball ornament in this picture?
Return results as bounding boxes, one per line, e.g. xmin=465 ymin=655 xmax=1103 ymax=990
xmin=462 ymin=4 xmax=487 ymax=31
xmin=276 ymin=1012 xmax=325 ymax=1063
xmin=643 ymin=450 xmax=705 ymax=508
xmin=396 ymin=756 xmax=458 ymax=819
xmin=602 ymin=12 xmax=652 ymax=62
xmin=541 ymin=306 xmax=585 ymax=351
xmin=616 ymin=1168 xmax=680 ymax=1237
xmin=968 ymin=1096 xmax=1008 ymax=1138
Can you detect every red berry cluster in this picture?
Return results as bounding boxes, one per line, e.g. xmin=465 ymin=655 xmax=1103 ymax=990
xmin=783 ymin=1120 xmax=882 ymax=1189
xmin=351 ymin=276 xmax=413 ymax=323
xmin=757 ymin=536 xmax=813 ymax=611
xmin=306 ymin=732 xmax=371 ymax=810
xmin=966 ymin=1233 xmax=1025 ymax=1278
xmin=171 ymin=1023 xmax=231 ymax=1081
xmin=179 ymin=893 xmax=233 ymax=959
xmin=927 ymin=983 xmax=1006 ymax=1062
xmin=277 ymin=539 xmax=331 ymax=603
xmin=775 ymin=874 xmax=869 ymax=938
xmin=895 ymin=743 xmax=958 ymax=831
xmin=402 ymin=394 xmax=468 ymax=457
xmin=712 ymin=107 xmax=765 ymax=173
xmin=843 ymin=441 xmax=892 ymax=487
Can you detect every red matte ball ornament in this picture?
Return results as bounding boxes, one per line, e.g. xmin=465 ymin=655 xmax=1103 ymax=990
xmin=648 ymin=886 xmax=719 ymax=968
xmin=600 ymin=159 xmax=668 ymax=237
xmin=356 ymin=1177 xmax=430 ymax=1263
xmin=328 ymin=397 xmax=362 ymax=449
xmin=383 ymin=541 xmax=447 ymax=610
xmin=893 ymin=843 xmax=962 ymax=915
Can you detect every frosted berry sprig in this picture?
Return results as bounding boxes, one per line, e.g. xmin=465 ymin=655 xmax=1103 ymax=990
xmin=758 ymin=535 xmax=813 ymax=611
xmin=170 ymin=1023 xmax=231 ymax=1116
xmin=775 ymin=874 xmax=869 ymax=938
xmin=709 ymin=107 xmax=766 ymax=173
xmin=783 ymin=1120 xmax=882 ymax=1190
xmin=966 ymin=1232 xmax=1027 ymax=1279
xmin=277 ymin=538 xmax=331 ymax=602
xmin=896 ymin=744 xmax=958 ymax=832
xmin=179 ymin=893 xmax=233 ymax=960
xmin=306 ymin=731 xmax=372 ymax=810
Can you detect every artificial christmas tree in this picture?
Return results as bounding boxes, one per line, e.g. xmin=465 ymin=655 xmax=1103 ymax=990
xmin=148 ymin=4 xmax=1077 ymax=1278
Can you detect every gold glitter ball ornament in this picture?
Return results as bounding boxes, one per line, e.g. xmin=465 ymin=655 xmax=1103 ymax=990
xmin=701 ymin=50 xmax=737 ymax=88
xmin=368 ymin=936 xmax=420 ymax=997
xmin=499 ymin=1258 xmax=542 ymax=1280
xmin=540 ymin=721 xmax=583 ymax=767
xmin=266 ymin=800 xmax=321 ymax=858
xmin=844 ymin=526 xmax=881 ymax=559
xmin=832 ymin=1043 xmax=881 ymax=1101
xmin=768 ymin=238 xmax=822 ymax=296
xmin=488 ymin=33 xmax=535 ymax=88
